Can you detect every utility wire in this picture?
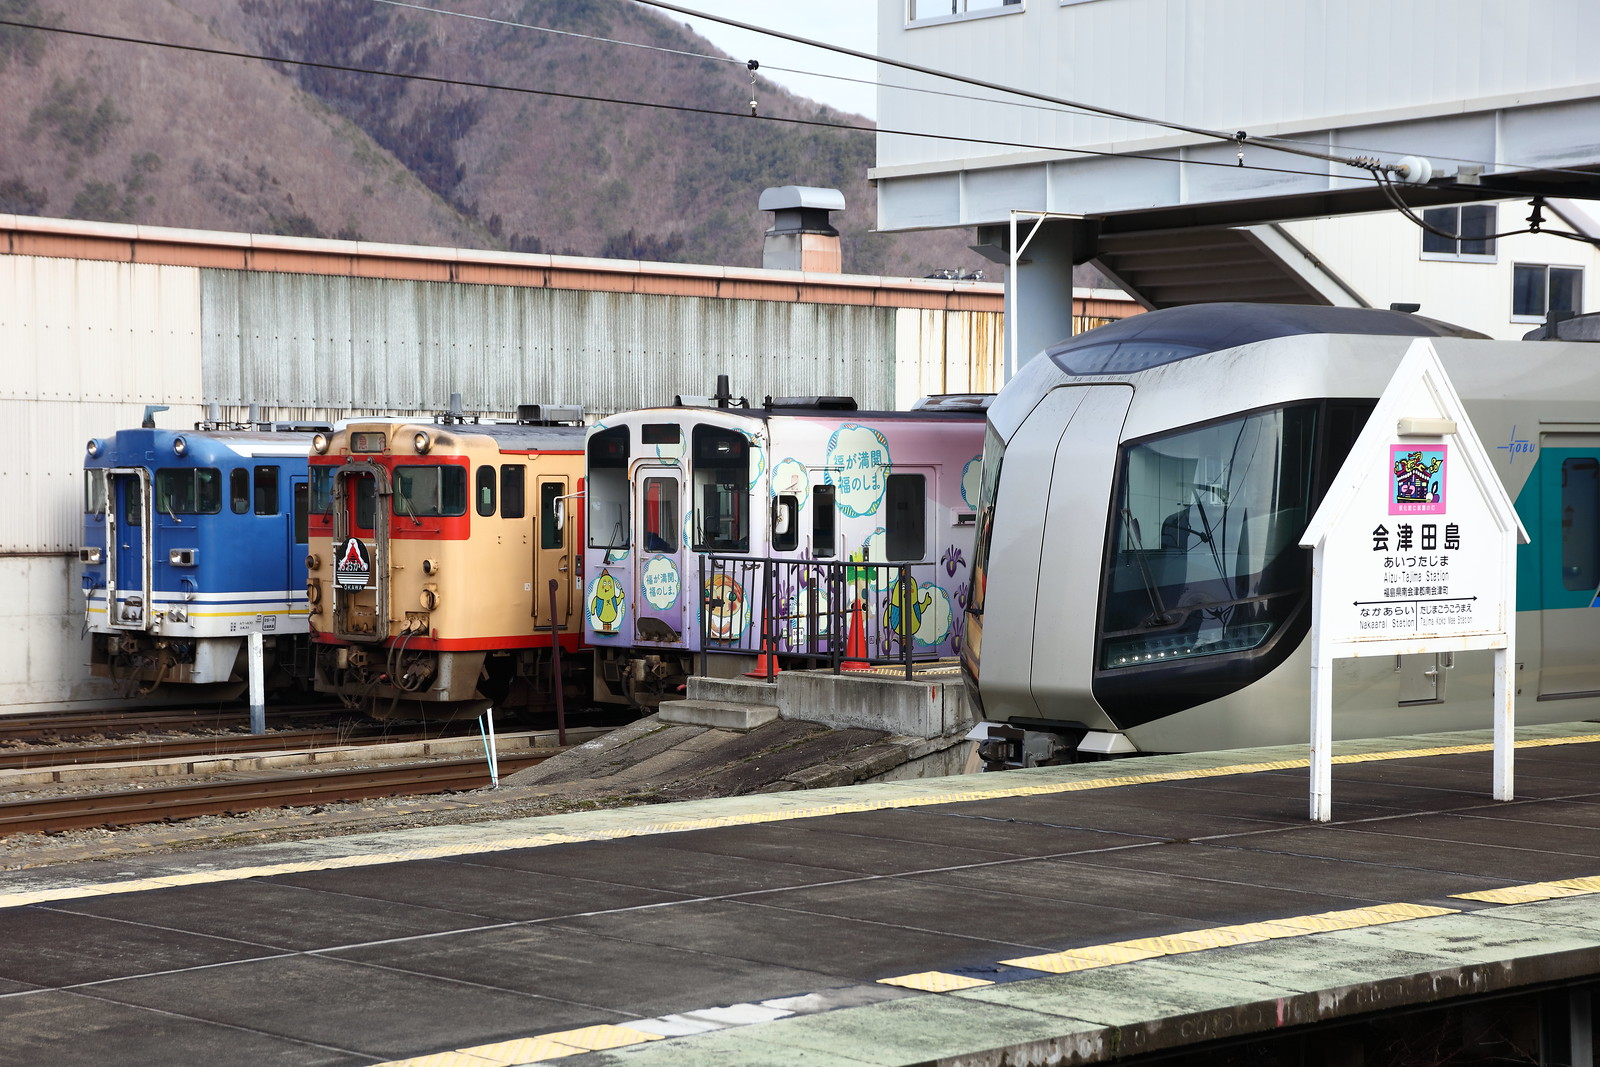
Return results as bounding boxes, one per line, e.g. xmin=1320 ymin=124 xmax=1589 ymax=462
xmin=5 ymin=14 xmax=1592 ymax=250
xmin=0 ymin=17 xmax=1358 ymax=186
xmin=627 ymin=0 xmax=1416 ymax=178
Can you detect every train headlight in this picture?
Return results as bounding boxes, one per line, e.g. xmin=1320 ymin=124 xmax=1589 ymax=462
xmin=312 ymin=433 xmax=329 ymax=454
xmin=305 ymin=553 xmax=321 ymax=571
xmin=86 ymin=438 xmax=103 ymax=458
xmin=172 ymin=436 xmax=188 ymax=457
xmin=413 ymin=431 xmax=432 ymax=455
xmin=79 ymin=547 xmax=103 ymax=565
xmin=421 ymin=558 xmax=440 ymax=575
xmin=420 ymin=586 xmax=439 ymax=611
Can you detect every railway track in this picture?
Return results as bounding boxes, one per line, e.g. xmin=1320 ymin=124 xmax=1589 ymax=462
xmin=0 ymin=704 xmax=351 ymax=743
xmin=0 ymin=752 xmax=555 ymax=837
xmin=0 ymin=725 xmax=476 ymax=772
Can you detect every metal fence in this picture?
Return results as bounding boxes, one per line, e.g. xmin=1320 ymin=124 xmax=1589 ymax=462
xmin=698 ymin=555 xmax=951 ymax=680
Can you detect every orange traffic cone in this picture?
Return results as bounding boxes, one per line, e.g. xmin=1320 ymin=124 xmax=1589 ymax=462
xmin=743 ymin=604 xmax=782 ymax=679
xmin=840 ymin=597 xmax=873 ymax=672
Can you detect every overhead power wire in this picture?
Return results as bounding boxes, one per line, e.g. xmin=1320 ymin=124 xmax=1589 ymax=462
xmin=1374 ymin=171 xmax=1600 ymax=249
xmin=374 ymin=0 xmax=1146 ymax=126
xmin=0 ymin=17 xmax=1359 ymax=187
xmin=626 ymin=0 xmax=1425 ymax=179
xmin=7 ymin=13 xmax=1595 ymax=252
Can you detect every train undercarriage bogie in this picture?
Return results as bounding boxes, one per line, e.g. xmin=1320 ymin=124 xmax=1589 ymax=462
xmin=590 ymin=646 xmax=767 ymax=708
xmin=89 ymin=631 xmax=313 ymax=701
xmin=315 ymin=642 xmax=585 ymax=720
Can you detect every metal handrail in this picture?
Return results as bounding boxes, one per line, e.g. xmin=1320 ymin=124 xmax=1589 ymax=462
xmin=699 ymin=555 xmax=941 ymax=680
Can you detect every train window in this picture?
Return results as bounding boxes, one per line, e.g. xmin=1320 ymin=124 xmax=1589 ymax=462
xmin=230 ymin=469 xmax=250 ymax=514
xmin=588 ymin=426 xmax=630 ymax=550
xmin=884 ymin=475 xmax=927 ymax=561
xmin=125 ymin=478 xmax=142 ymax=527
xmin=155 ymin=468 xmax=222 ymax=515
xmin=476 ymin=465 xmax=496 ymax=517
xmin=812 ymin=484 xmax=836 ymax=557
xmin=642 ymin=424 xmax=681 ymax=445
xmin=1562 ymin=458 xmax=1600 ymax=592
xmin=643 ymin=477 xmax=679 ymax=552
xmin=293 ymin=483 xmax=309 ymax=544
xmin=773 ymin=494 xmax=800 ymax=552
xmin=1100 ymin=405 xmax=1317 ymax=670
xmin=84 ymin=470 xmax=106 ymax=516
xmin=540 ymin=482 xmax=564 ymax=549
xmin=309 ymin=466 xmax=333 ymax=514
xmin=254 ymin=466 xmax=279 ymax=516
xmin=392 ymin=465 xmax=467 ymax=518
xmin=692 ymin=426 xmax=750 ymax=552
xmin=501 ymin=466 xmax=526 ymax=520
xmin=350 ymin=474 xmax=377 ymax=531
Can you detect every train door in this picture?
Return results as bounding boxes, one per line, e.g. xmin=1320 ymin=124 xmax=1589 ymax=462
xmin=1537 ymin=436 xmax=1600 ymax=698
xmin=332 ymin=465 xmax=388 ymax=640
xmin=534 ymin=475 xmax=573 ymax=631
xmin=632 ymin=465 xmax=687 ymax=643
xmin=105 ymin=468 xmax=151 ymax=630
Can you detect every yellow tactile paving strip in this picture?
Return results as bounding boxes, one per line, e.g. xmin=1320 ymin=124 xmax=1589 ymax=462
xmin=985 ymin=905 xmax=1464 ymax=977
xmin=5 ymin=730 xmax=1600 ymax=913
xmin=372 ymin=883 xmax=1595 ymax=1066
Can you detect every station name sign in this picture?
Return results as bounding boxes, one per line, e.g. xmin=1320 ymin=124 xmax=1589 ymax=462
xmin=1299 ymin=339 xmax=1526 ymax=820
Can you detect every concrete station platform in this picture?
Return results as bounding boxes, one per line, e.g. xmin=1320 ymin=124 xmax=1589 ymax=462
xmin=4 ymin=723 xmax=1600 ymax=1065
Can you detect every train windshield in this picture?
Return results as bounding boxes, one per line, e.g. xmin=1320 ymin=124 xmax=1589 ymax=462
xmin=392 ymin=465 xmax=467 ymax=518
xmin=309 ymin=466 xmax=334 ymax=514
xmin=968 ymin=423 xmax=1005 ymax=621
xmin=155 ymin=468 xmax=222 ymax=516
xmin=1101 ymin=406 xmax=1316 ymax=669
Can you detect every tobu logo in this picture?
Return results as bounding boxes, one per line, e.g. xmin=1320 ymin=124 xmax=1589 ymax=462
xmin=335 ymin=537 xmax=373 ymax=590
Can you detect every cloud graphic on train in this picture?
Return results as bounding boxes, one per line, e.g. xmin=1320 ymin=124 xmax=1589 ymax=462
xmin=824 ymin=424 xmax=891 ymax=518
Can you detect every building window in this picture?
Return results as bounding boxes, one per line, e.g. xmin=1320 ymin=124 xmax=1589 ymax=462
xmin=910 ymin=0 xmax=1022 ymax=24
xmin=1513 ymin=264 xmax=1583 ymax=321
xmin=1420 ymin=204 xmax=1496 ymax=262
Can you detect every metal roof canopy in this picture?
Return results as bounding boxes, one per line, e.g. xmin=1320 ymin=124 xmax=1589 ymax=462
xmin=876 ymin=100 xmax=1600 ymax=240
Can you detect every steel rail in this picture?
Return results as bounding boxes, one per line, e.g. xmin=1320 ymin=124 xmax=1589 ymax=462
xmin=0 ymin=727 xmax=470 ymax=771
xmin=0 ymin=705 xmax=348 ymax=741
xmin=0 ymin=753 xmax=554 ymax=836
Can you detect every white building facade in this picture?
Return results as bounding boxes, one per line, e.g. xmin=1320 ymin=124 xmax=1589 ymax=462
xmin=873 ymin=0 xmax=1600 ymax=349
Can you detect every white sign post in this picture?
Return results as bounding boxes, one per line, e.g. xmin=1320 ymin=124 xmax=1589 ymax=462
xmin=1299 ymin=340 xmax=1527 ymax=822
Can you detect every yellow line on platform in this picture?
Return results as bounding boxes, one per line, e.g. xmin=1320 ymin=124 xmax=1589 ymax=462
xmin=6 ymin=731 xmax=1600 ymax=912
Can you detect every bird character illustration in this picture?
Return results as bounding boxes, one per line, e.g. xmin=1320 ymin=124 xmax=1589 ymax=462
xmin=590 ymin=570 xmax=624 ymax=633
xmin=883 ymin=573 xmax=933 ymax=648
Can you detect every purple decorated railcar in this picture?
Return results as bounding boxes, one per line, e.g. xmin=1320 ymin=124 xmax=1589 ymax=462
xmin=583 ymin=387 xmax=988 ymax=706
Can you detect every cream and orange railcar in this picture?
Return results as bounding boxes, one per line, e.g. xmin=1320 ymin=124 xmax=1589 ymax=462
xmin=306 ymin=406 xmax=586 ymax=718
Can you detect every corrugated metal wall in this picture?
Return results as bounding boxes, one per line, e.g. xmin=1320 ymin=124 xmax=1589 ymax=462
xmin=0 ymin=243 xmax=1002 ymax=708
xmin=201 ymin=273 xmax=905 ymax=418
xmin=0 ymin=256 xmax=202 ymax=553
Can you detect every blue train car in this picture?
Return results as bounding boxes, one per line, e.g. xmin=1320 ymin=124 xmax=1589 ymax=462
xmin=81 ymin=418 xmax=325 ymax=697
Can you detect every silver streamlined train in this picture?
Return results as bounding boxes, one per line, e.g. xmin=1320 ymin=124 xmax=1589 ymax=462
xmin=963 ymin=303 xmax=1600 ymax=765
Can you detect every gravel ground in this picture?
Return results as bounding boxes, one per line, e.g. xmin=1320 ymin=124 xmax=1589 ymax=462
xmin=0 ymin=777 xmax=649 ymax=871
xmin=0 ymin=724 xmax=647 ymax=871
